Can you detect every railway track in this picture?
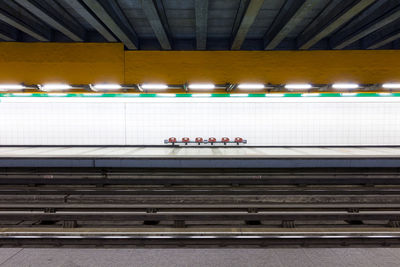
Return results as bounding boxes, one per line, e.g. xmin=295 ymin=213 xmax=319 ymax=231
xmin=0 ymin=167 xmax=399 ymax=247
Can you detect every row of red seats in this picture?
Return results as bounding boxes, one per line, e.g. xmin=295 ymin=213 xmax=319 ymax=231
xmin=168 ymin=137 xmax=244 ymax=144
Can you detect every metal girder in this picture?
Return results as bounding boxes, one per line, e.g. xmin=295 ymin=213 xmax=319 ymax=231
xmin=333 ymin=4 xmax=400 ymax=49
xmin=264 ymin=0 xmax=320 ymax=50
xmin=60 ymin=0 xmax=117 ymax=42
xmin=231 ymin=0 xmax=250 ymax=38
xmin=298 ymin=0 xmax=375 ymax=49
xmin=0 ymin=23 xmax=15 ymax=41
xmin=141 ymin=0 xmax=171 ymax=50
xmin=231 ymin=0 xmax=264 ymax=50
xmin=82 ymin=0 xmax=138 ymax=49
xmin=14 ymin=0 xmax=84 ymax=42
xmin=0 ymin=32 xmax=13 ymax=41
xmin=0 ymin=8 xmax=48 ymax=41
xmin=367 ymin=30 xmax=400 ymax=49
xmin=195 ymin=0 xmax=208 ymax=50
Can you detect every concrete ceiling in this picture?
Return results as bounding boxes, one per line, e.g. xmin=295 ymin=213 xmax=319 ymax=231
xmin=0 ymin=0 xmax=399 ymax=50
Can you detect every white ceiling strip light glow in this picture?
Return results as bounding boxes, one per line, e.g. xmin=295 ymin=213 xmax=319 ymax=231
xmin=382 ymin=83 xmax=400 ymax=89
xmin=284 ymin=83 xmax=312 ymax=90
xmin=188 ymin=83 xmax=215 ymax=90
xmin=332 ymin=83 xmax=359 ymax=89
xmin=237 ymin=83 xmax=264 ymax=89
xmin=0 ymin=84 xmax=25 ymax=91
xmin=141 ymin=84 xmax=169 ymax=90
xmin=93 ymin=84 xmax=122 ymax=90
xmin=41 ymin=84 xmax=71 ymax=91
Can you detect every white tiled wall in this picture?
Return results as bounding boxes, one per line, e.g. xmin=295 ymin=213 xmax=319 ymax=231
xmin=125 ymin=102 xmax=400 ymax=146
xmin=0 ymin=103 xmax=125 ymax=145
xmin=0 ymin=100 xmax=399 ymax=145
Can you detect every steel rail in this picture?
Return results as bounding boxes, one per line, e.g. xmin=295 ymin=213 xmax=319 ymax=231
xmin=1 ymin=177 xmax=400 ymax=185
xmin=0 ymin=233 xmax=398 ymax=247
xmin=0 ymin=211 xmax=398 ymax=221
xmin=0 ymin=188 xmax=399 ymax=195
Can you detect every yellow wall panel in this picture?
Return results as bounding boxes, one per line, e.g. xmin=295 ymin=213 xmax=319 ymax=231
xmin=125 ymin=50 xmax=400 ymax=84
xmin=0 ymin=43 xmax=124 ymax=84
xmin=0 ymin=43 xmax=399 ymax=85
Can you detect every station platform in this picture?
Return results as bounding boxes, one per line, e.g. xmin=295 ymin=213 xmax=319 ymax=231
xmin=0 ymin=146 xmax=400 ymax=168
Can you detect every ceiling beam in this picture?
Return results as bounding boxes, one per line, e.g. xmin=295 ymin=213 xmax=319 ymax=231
xmin=298 ymin=0 xmax=375 ymax=49
xmin=264 ymin=0 xmax=319 ymax=50
xmin=333 ymin=6 xmax=400 ymax=49
xmin=195 ymin=0 xmax=208 ymax=50
xmin=231 ymin=0 xmax=250 ymax=36
xmin=329 ymin=1 xmax=395 ymax=49
xmin=0 ymin=23 xmax=16 ymax=41
xmin=231 ymin=0 xmax=264 ymax=50
xmin=367 ymin=29 xmax=400 ymax=49
xmin=14 ymin=0 xmax=84 ymax=42
xmin=0 ymin=31 xmax=14 ymax=41
xmin=82 ymin=0 xmax=138 ymax=49
xmin=141 ymin=0 xmax=171 ymax=50
xmin=61 ymin=0 xmax=116 ymax=42
xmin=0 ymin=8 xmax=49 ymax=41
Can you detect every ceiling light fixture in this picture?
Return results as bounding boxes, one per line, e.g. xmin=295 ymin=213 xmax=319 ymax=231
xmin=237 ymin=83 xmax=264 ymax=89
xmin=41 ymin=84 xmax=71 ymax=91
xmin=284 ymin=83 xmax=312 ymax=90
xmin=93 ymin=84 xmax=122 ymax=90
xmin=188 ymin=83 xmax=215 ymax=90
xmin=141 ymin=84 xmax=168 ymax=90
xmin=382 ymin=83 xmax=400 ymax=89
xmin=332 ymin=83 xmax=359 ymax=89
xmin=0 ymin=84 xmax=25 ymax=91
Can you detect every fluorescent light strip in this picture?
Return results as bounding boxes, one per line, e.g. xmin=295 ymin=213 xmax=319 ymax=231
xmin=0 ymin=84 xmax=25 ymax=91
xmin=382 ymin=83 xmax=400 ymax=89
xmin=237 ymin=83 xmax=264 ymax=89
xmin=93 ymin=84 xmax=121 ymax=90
xmin=285 ymin=83 xmax=312 ymax=90
xmin=41 ymin=84 xmax=71 ymax=91
xmin=188 ymin=83 xmax=215 ymax=90
xmin=332 ymin=83 xmax=359 ymax=89
xmin=141 ymin=84 xmax=168 ymax=90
